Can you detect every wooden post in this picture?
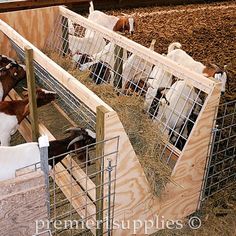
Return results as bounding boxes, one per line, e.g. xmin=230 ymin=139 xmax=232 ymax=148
xmin=113 ymin=45 xmax=123 ymax=89
xmin=25 ymin=46 xmax=39 ymax=142
xmin=61 ymin=16 xmax=69 ymax=56
xmin=96 ymin=106 xmax=109 ymax=236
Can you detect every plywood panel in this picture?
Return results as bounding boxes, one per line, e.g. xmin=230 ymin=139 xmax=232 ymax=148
xmin=0 ymin=171 xmax=48 ymax=236
xmin=0 ymin=6 xmax=59 ymax=56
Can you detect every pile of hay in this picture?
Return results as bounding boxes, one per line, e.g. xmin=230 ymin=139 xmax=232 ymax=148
xmin=45 ymin=50 xmax=172 ymax=196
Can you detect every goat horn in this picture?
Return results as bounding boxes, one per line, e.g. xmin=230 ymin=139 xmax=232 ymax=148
xmin=67 ymin=135 xmax=84 ymax=150
xmin=65 ymin=127 xmax=82 ymax=134
xmin=22 ymin=87 xmax=28 ymax=91
xmin=41 ymin=88 xmax=57 ymax=95
xmin=0 ymin=66 xmax=5 ymax=72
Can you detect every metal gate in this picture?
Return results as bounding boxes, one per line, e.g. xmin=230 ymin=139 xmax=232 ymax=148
xmin=201 ymin=99 xmax=236 ymax=202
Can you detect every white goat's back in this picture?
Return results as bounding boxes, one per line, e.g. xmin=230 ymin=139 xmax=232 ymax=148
xmin=69 ymin=34 xmax=106 ymax=56
xmin=167 ymin=49 xmax=205 ymax=74
xmin=0 ymin=142 xmax=40 ymax=181
xmin=88 ymin=11 xmax=118 ymax=31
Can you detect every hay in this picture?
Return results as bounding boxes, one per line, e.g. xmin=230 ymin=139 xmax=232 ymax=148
xmin=45 ymin=50 xmax=172 ymax=196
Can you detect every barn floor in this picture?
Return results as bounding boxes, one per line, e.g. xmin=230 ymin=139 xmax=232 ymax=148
xmin=106 ymin=0 xmax=236 ymax=102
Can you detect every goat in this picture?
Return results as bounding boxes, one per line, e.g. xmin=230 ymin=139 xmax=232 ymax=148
xmin=68 ymin=34 xmax=106 ymax=60
xmin=154 ymin=81 xmax=202 ymax=148
xmin=0 ymin=127 xmax=96 ymax=181
xmin=0 ymin=88 xmax=56 ymax=146
xmin=88 ymin=1 xmax=136 ymax=35
xmin=73 ymin=53 xmax=93 ymax=69
xmin=0 ymin=62 xmax=26 ymax=101
xmin=167 ymin=42 xmax=228 ymax=93
xmin=79 ymin=42 xmax=117 ymax=71
xmin=48 ymin=127 xmax=96 ymax=166
xmin=121 ymin=41 xmax=155 ymax=95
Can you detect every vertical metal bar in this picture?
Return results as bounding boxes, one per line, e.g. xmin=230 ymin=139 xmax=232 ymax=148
xmin=25 ymin=46 xmax=40 ymax=142
xmin=200 ymin=125 xmax=218 ymax=205
xmin=113 ymin=45 xmax=123 ymax=89
xmin=39 ymin=138 xmax=50 ymax=218
xmin=107 ymin=159 xmax=113 ymax=236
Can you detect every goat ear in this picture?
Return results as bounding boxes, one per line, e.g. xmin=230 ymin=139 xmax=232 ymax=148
xmin=85 ymin=129 xmax=96 ymax=139
xmin=149 ymin=39 xmax=156 ymax=51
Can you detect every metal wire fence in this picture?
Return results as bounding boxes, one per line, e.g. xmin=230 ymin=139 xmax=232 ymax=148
xmin=44 ymin=11 xmax=208 ymax=167
xmin=11 ymin=41 xmax=96 ymax=131
xmin=201 ymin=100 xmax=236 ymax=202
xmin=35 ymin=137 xmax=119 ymax=236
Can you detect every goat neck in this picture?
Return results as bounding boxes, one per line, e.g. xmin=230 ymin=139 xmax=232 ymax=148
xmin=0 ymin=98 xmax=29 ymax=124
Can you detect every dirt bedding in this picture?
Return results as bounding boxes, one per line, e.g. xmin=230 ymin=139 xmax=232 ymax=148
xmin=106 ymin=1 xmax=236 ymax=101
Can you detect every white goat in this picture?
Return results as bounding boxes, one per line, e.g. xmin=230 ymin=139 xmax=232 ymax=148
xmin=0 ymin=88 xmax=56 ymax=146
xmin=156 ymin=80 xmax=202 ymax=143
xmin=0 ymin=142 xmax=41 ymax=181
xmin=87 ymin=1 xmax=135 ymax=35
xmin=79 ymin=41 xmax=128 ymax=71
xmin=69 ymin=34 xmax=106 ymax=57
xmin=167 ymin=42 xmax=228 ymax=93
xmin=121 ymin=41 xmax=156 ymax=93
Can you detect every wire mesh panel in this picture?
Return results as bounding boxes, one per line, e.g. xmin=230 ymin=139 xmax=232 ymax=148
xmin=34 ymin=137 xmax=119 ymax=236
xmin=44 ymin=10 xmax=210 ymax=167
xmin=201 ymin=100 xmax=236 ymax=201
xmin=11 ymin=40 xmax=96 ymax=131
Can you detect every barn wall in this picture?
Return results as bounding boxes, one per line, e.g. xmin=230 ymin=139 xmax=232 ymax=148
xmin=0 ymin=6 xmax=59 ymax=57
xmin=71 ymin=0 xmax=224 ymax=11
xmin=0 ymin=171 xmax=48 ymax=236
